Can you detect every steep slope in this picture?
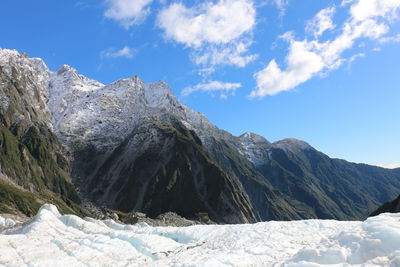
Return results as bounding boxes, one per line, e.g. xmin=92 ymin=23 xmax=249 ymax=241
xmin=74 ymin=116 xmax=257 ymax=223
xmin=0 ymin=50 xmax=85 ymax=216
xmin=370 ymin=194 xmax=400 ymax=216
xmin=239 ymin=134 xmax=400 ymax=220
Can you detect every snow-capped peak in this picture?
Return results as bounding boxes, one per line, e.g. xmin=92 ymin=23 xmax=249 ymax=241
xmin=1 ymin=48 xmax=218 ymax=152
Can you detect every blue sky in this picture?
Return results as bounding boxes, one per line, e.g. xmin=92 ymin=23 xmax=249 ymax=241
xmin=1 ymin=0 xmax=400 ymax=167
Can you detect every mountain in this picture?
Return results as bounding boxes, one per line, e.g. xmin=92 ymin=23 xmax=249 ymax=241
xmin=0 ymin=50 xmax=85 ymax=216
xmin=239 ymin=133 xmax=400 ymax=220
xmin=370 ymin=194 xmax=400 ymax=216
xmin=0 ymin=48 xmax=399 ymax=222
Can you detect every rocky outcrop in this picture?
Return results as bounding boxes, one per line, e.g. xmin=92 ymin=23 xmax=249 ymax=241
xmin=370 ymin=194 xmax=400 ymax=217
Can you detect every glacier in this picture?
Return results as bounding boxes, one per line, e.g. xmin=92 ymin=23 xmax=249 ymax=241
xmin=1 ymin=204 xmax=399 ymax=266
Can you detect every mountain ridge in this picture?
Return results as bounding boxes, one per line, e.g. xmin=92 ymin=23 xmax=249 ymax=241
xmin=0 ymin=48 xmax=399 ymax=222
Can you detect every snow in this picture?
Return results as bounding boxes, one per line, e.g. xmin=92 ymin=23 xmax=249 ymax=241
xmin=1 ymin=204 xmax=399 ymax=266
xmin=0 ymin=216 xmax=16 ymax=229
xmin=239 ymin=132 xmax=271 ymax=166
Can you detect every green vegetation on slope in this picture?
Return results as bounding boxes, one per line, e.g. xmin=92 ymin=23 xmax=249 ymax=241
xmin=0 ymin=63 xmax=85 ymax=217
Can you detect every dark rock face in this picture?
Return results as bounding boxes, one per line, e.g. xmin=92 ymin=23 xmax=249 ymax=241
xmin=74 ymin=117 xmax=257 ymax=224
xmin=370 ymin=194 xmax=400 ymax=217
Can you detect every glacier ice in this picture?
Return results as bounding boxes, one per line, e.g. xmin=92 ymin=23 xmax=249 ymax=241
xmin=1 ymin=204 xmax=399 ymax=266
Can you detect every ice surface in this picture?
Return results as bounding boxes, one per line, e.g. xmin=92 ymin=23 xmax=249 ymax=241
xmin=0 ymin=204 xmax=399 ymax=266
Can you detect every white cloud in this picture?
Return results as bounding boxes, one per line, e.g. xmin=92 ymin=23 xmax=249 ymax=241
xmin=157 ymin=0 xmax=257 ymax=67
xmin=379 ymin=33 xmax=400 ymax=43
xmin=346 ymin=52 xmax=365 ymax=68
xmin=306 ymin=7 xmax=336 ymax=38
xmin=250 ymin=0 xmax=400 ymax=98
xmin=101 ymin=46 xmax=135 ymax=59
xmin=252 ymin=41 xmax=324 ymax=96
xmin=192 ymin=41 xmax=258 ymax=67
xmin=104 ymin=0 xmax=153 ymax=28
xmin=349 ymin=0 xmax=400 ymax=21
xmin=182 ymin=81 xmax=241 ymax=98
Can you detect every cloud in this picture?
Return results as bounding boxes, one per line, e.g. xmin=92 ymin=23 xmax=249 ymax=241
xmin=182 ymin=81 xmax=241 ymax=98
xmin=101 ymin=46 xmax=135 ymax=59
xmin=157 ymin=0 xmax=257 ymax=67
xmin=192 ymin=40 xmax=258 ymax=68
xmin=379 ymin=33 xmax=400 ymax=43
xmin=250 ymin=0 xmax=400 ymax=98
xmin=306 ymin=7 xmax=336 ymax=38
xmin=104 ymin=0 xmax=153 ymax=28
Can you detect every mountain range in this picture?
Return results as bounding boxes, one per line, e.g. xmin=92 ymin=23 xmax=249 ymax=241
xmin=0 ymin=48 xmax=399 ymax=223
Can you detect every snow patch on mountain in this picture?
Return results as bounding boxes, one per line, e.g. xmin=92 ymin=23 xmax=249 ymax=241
xmin=48 ymin=65 xmax=104 ymax=129
xmin=1 ymin=204 xmax=399 ymax=266
xmin=239 ymin=132 xmax=272 ymax=165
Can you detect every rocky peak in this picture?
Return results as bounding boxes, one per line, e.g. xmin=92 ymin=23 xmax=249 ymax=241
xmin=57 ymin=64 xmax=77 ymax=75
xmin=272 ymin=138 xmax=313 ymax=153
xmin=0 ymin=49 xmax=51 ymax=126
xmin=143 ymin=81 xmax=179 ymax=108
xmin=239 ymin=132 xmax=271 ymax=146
xmin=239 ymin=132 xmax=271 ymax=166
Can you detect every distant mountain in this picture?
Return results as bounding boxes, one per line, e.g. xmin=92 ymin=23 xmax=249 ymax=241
xmin=0 ymin=48 xmax=399 ymax=222
xmin=239 ymin=133 xmax=400 ymax=220
xmin=370 ymin=194 xmax=400 ymax=216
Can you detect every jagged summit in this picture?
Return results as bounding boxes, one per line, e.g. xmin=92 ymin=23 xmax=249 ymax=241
xmin=57 ymin=64 xmax=77 ymax=74
xmin=0 ymin=48 xmax=20 ymax=61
